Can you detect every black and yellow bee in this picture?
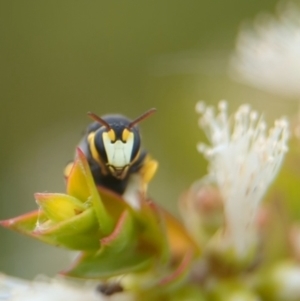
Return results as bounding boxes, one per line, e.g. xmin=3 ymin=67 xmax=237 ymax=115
xmin=65 ymin=108 xmax=158 ymax=198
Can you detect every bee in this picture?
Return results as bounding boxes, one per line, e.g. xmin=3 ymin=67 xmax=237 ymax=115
xmin=65 ymin=108 xmax=158 ymax=200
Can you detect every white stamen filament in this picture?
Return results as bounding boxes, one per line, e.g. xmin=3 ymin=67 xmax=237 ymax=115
xmin=196 ymin=101 xmax=289 ymax=256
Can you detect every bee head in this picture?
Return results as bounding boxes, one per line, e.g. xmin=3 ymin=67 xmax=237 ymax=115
xmin=87 ymin=108 xmax=156 ymax=179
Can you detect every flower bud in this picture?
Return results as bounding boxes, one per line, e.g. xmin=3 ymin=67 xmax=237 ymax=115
xmin=257 ymin=261 xmax=300 ymax=301
xmin=179 ymin=180 xmax=223 ymax=246
xmin=208 ymin=280 xmax=259 ymax=301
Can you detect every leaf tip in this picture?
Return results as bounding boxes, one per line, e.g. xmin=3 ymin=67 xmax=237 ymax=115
xmin=75 ymin=147 xmax=86 ymax=161
xmin=0 ymin=219 xmax=12 ymax=228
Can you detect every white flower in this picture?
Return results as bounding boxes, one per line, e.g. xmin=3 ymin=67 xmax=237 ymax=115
xmin=0 ymin=274 xmax=131 ymax=301
xmin=262 ymin=262 xmax=300 ymax=300
xmin=196 ymin=101 xmax=289 ymax=257
xmin=229 ymin=2 xmax=300 ymax=98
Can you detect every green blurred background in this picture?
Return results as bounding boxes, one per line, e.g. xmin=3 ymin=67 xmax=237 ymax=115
xmin=0 ymin=0 xmax=298 ymax=279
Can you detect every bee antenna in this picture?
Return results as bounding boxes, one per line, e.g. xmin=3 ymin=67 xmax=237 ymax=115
xmin=87 ymin=112 xmax=112 ymax=130
xmin=128 ymin=108 xmax=157 ymax=129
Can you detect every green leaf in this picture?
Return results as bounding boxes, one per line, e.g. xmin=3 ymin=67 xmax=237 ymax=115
xmin=63 ymin=249 xmax=153 ymax=279
xmin=63 ymin=211 xmax=153 ymax=278
xmin=66 ymin=150 xmax=90 ymax=202
xmin=34 ymin=208 xmax=101 ymax=250
xmin=74 ymin=148 xmax=115 ymax=235
xmin=35 ymin=193 xmax=86 ymax=222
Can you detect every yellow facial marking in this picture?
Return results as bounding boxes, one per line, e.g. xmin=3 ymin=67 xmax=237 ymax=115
xmin=102 ymin=130 xmax=134 ymax=169
xmin=122 ymin=128 xmax=131 ymax=142
xmin=107 ymin=129 xmax=116 ymax=142
xmin=88 ymin=132 xmax=100 ymax=163
xmin=87 ymin=132 xmax=108 ymax=175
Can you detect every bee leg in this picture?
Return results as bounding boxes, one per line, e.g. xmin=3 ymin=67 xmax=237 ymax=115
xmin=139 ymin=157 xmax=158 ymax=193
xmin=122 ymin=174 xmax=143 ymax=209
xmin=122 ymin=157 xmax=158 ymax=209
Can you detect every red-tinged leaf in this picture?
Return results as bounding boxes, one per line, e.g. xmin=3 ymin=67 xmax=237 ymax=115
xmin=100 ymin=211 xmax=130 ymax=247
xmin=35 ymin=193 xmax=86 ymax=222
xmin=0 ymin=210 xmax=52 ymax=244
xmin=1 ymin=210 xmax=40 ymax=231
xmin=158 ymin=250 xmax=194 ymax=290
xmin=160 ymin=207 xmax=200 ymax=259
xmin=97 ymin=186 xmax=132 ymax=219
xmin=34 ymin=208 xmax=101 ymax=250
xmin=99 ymin=210 xmax=140 ymax=254
xmin=130 ymin=251 xmax=195 ymax=294
xmin=133 ymin=200 xmax=170 ymax=263
xmin=62 ymin=211 xmax=154 ymax=278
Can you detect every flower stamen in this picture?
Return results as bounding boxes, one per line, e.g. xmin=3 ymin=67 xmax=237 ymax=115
xmin=196 ymin=100 xmax=289 ymax=257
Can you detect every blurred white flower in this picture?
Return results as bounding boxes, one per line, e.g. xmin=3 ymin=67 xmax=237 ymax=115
xmin=260 ymin=262 xmax=300 ymax=300
xmin=0 ymin=274 xmax=130 ymax=301
xmin=275 ymin=263 xmax=300 ymax=299
xmin=230 ymin=2 xmax=300 ymax=98
xmin=196 ymin=101 xmax=289 ymax=257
